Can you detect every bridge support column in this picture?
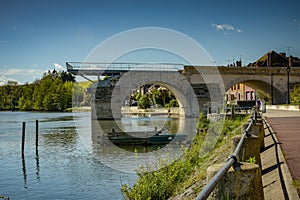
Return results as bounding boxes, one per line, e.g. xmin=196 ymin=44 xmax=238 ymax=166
xmin=91 ymin=76 xmax=121 ymax=120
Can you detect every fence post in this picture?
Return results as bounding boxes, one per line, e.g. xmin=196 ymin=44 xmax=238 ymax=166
xmin=232 ymin=134 xmax=261 ymax=166
xmin=206 ymin=162 xmax=264 ymax=199
xmin=36 ymin=120 xmax=39 ymax=153
xmin=21 ymin=122 xmax=26 ymax=156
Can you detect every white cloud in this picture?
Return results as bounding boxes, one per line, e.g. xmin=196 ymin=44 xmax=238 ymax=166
xmin=53 ymin=63 xmax=65 ymax=71
xmin=212 ymin=23 xmax=242 ymax=33
xmin=0 ymin=75 xmax=19 ymax=86
xmin=0 ymin=68 xmax=43 ymax=76
xmin=0 ymin=68 xmax=46 ymax=84
xmin=1 ymin=68 xmax=23 ymax=75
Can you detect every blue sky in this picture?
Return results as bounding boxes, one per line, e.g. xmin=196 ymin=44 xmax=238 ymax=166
xmin=1 ymin=0 xmax=300 ymax=83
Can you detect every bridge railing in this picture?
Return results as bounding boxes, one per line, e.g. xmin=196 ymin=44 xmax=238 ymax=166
xmin=196 ymin=108 xmax=258 ymax=200
xmin=66 ymin=62 xmax=184 ymax=72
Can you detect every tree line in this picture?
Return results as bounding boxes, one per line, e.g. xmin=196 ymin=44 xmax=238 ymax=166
xmin=0 ymin=70 xmax=86 ymax=111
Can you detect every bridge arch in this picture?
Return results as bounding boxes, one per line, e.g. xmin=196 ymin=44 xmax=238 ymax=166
xmin=224 ymin=76 xmax=286 ymax=104
xmin=110 ymin=71 xmax=200 ymax=119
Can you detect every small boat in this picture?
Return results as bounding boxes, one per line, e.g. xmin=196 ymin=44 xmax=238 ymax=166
xmin=107 ymin=129 xmax=187 ymax=146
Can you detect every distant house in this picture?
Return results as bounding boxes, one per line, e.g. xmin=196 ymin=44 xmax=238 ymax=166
xmin=248 ymin=50 xmax=300 ymax=67
xmin=225 ymin=83 xmax=256 ymax=105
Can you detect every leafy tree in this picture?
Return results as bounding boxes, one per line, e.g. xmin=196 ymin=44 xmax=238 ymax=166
xmin=73 ymin=83 xmax=85 ymax=107
xmin=60 ymin=71 xmax=76 ymax=83
xmin=138 ymin=95 xmax=151 ymax=109
xmin=18 ymin=83 xmax=35 ymax=110
xmin=0 ymin=70 xmax=76 ymax=111
xmin=150 ymin=89 xmax=163 ymax=107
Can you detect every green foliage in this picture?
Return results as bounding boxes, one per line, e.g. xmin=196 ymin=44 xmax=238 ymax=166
xmin=0 ymin=70 xmax=75 ymax=111
xmin=73 ymin=83 xmax=85 ymax=107
xmin=138 ymin=95 xmax=151 ymax=109
xmin=165 ymin=99 xmax=179 ymax=109
xmin=292 ymin=179 xmax=300 ymax=189
xmin=246 ymin=157 xmax=256 ymax=164
xmin=122 ymin=115 xmax=249 ymax=199
xmin=197 ymin=112 xmax=210 ymax=133
xmin=135 ymin=93 xmax=142 ymax=101
xmin=150 ymin=89 xmax=163 ymax=107
xmin=291 ymin=84 xmax=300 ymax=104
xmin=134 ymin=86 xmax=179 ymax=109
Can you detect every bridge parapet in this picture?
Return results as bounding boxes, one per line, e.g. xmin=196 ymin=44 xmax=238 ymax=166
xmin=183 ymin=66 xmax=300 ymax=76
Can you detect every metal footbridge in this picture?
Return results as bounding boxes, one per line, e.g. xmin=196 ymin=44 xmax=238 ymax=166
xmin=66 ymin=62 xmax=184 ymax=76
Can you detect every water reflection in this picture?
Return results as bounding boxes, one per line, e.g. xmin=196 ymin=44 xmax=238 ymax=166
xmin=40 ymin=115 xmax=75 ymax=122
xmin=36 ymin=150 xmax=40 ymax=182
xmin=42 ymin=127 xmax=77 ymax=146
xmin=90 ymin=116 xmax=197 ymax=173
xmin=21 ymin=155 xmax=27 ymax=189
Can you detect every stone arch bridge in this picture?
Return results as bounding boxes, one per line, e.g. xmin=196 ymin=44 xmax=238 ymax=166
xmin=67 ymin=62 xmax=300 ymax=119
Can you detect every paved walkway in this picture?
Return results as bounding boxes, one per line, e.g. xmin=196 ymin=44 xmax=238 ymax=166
xmin=262 ymin=109 xmax=300 ymax=199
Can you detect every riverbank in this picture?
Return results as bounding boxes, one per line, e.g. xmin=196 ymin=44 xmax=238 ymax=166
xmin=70 ymin=106 xmax=182 ymax=116
xmin=122 ymin=114 xmax=250 ymax=199
xmin=70 ymin=106 xmax=91 ymax=112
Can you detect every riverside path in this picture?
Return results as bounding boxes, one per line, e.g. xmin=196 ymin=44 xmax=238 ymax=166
xmin=263 ymin=109 xmax=300 ymax=199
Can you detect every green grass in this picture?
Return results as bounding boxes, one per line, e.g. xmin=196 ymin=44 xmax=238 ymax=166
xmin=77 ymin=81 xmax=92 ymax=89
xmin=121 ymin=114 xmax=249 ymax=200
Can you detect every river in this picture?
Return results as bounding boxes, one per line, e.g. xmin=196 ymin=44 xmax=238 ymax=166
xmin=0 ymin=111 xmax=196 ymax=199
xmin=0 ymin=111 xmax=138 ymax=199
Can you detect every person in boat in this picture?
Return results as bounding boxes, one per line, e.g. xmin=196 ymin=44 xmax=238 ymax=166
xmin=154 ymin=128 xmax=162 ymax=136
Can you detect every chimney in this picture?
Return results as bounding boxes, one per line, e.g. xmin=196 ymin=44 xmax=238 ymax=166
xmin=289 ymin=56 xmax=293 ymax=67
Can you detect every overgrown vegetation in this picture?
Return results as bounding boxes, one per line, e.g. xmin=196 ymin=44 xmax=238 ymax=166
xmin=121 ymin=114 xmax=249 ymax=200
xmin=0 ymin=70 xmax=87 ymax=111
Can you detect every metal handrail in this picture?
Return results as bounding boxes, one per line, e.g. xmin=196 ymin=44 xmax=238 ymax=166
xmin=196 ymin=108 xmax=257 ymax=200
xmin=66 ymin=62 xmax=184 ymax=71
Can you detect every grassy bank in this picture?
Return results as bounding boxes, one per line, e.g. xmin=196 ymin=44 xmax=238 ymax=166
xmin=121 ymin=114 xmax=249 ymax=200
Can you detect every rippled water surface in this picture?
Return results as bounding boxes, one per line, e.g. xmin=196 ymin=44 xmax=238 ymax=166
xmin=0 ymin=111 xmax=137 ymax=200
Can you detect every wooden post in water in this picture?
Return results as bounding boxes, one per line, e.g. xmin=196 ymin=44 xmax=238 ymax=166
xmin=36 ymin=120 xmax=39 ymax=154
xmin=22 ymin=122 xmax=26 ymax=156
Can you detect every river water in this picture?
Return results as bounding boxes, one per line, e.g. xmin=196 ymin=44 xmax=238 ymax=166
xmin=0 ymin=111 xmax=138 ymax=200
xmin=0 ymin=111 xmax=197 ymax=199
